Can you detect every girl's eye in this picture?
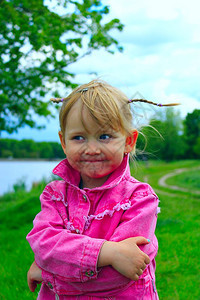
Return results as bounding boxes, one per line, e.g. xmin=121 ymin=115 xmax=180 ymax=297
xmin=99 ymin=134 xmax=112 ymax=140
xmin=72 ymin=136 xmax=84 ymax=141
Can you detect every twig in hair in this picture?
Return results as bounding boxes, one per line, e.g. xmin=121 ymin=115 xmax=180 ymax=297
xmin=128 ymin=99 xmax=180 ymax=107
xmin=50 ymin=98 xmax=63 ymax=103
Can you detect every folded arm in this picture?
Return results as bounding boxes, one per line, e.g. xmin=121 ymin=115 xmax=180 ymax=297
xmin=26 ymin=188 xmax=105 ymax=283
xmin=27 ymin=184 xmax=159 ymax=295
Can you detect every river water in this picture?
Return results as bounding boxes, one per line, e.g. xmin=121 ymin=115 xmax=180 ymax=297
xmin=0 ymin=160 xmax=60 ymax=195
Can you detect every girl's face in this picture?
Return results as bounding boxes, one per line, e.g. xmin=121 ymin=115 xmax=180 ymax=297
xmin=59 ymin=99 xmax=137 ymax=188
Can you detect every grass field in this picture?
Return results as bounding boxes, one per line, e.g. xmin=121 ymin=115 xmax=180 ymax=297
xmin=0 ymin=160 xmax=199 ymax=299
xmin=166 ymin=169 xmax=200 ymax=190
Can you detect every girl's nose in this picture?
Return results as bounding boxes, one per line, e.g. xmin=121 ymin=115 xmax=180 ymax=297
xmin=85 ymin=140 xmax=100 ymax=155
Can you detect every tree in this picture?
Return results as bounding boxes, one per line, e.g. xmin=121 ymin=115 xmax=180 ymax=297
xmin=183 ymin=109 xmax=200 ymax=158
xmin=193 ymin=137 xmax=200 ymax=158
xmin=0 ymin=138 xmax=66 ymax=158
xmin=0 ymin=0 xmax=123 ymax=133
xmin=137 ymin=108 xmax=186 ymax=161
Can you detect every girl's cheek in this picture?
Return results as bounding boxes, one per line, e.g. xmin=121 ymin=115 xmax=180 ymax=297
xmin=67 ymin=148 xmax=82 ymax=164
xmin=67 ymin=157 xmax=81 ymax=171
xmin=67 ymin=143 xmax=81 ymax=155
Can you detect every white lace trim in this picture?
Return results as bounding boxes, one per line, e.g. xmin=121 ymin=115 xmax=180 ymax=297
xmin=44 ymin=186 xmax=67 ymax=207
xmin=66 ymin=221 xmax=76 ymax=231
xmin=157 ymin=207 xmax=161 ymax=214
xmin=64 ymin=221 xmax=80 ymax=233
xmin=83 ymin=201 xmax=131 ymax=230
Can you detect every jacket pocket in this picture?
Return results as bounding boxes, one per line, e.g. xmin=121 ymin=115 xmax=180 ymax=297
xmin=114 ymin=272 xmax=153 ymax=300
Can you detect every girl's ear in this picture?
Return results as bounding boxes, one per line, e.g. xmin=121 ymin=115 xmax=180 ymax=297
xmin=59 ymin=131 xmax=67 ymax=155
xmin=125 ymin=130 xmax=138 ymax=153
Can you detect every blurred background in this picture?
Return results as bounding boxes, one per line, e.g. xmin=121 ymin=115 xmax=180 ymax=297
xmin=0 ymin=0 xmax=199 ymax=299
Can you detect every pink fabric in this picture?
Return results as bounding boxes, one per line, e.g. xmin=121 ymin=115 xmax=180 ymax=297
xmin=27 ymin=155 xmax=159 ymax=299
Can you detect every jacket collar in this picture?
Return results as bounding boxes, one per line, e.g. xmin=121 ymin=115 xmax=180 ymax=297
xmin=52 ymin=154 xmax=131 ymax=191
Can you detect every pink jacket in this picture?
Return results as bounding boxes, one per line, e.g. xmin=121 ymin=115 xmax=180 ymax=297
xmin=27 ymin=155 xmax=159 ymax=300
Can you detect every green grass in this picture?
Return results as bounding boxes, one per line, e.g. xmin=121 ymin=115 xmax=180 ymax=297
xmin=0 ymin=160 xmax=200 ymax=299
xmin=0 ymin=182 xmax=46 ymax=300
xmin=131 ymin=159 xmax=200 ymax=299
xmin=166 ymin=169 xmax=200 ymax=190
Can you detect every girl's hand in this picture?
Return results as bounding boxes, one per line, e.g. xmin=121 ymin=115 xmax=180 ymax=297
xmin=27 ymin=261 xmax=43 ymax=292
xmin=98 ymin=237 xmax=150 ymax=281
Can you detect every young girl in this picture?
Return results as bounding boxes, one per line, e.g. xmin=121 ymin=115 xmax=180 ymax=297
xmin=26 ymin=80 xmax=178 ymax=299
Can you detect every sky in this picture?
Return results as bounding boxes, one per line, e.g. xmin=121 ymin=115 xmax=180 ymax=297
xmin=2 ymin=0 xmax=200 ymax=142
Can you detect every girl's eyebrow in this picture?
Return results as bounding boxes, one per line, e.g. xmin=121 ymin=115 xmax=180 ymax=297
xmin=66 ymin=129 xmax=86 ymax=136
xmin=67 ymin=127 xmax=117 ymax=137
xmin=100 ymin=128 xmax=116 ymax=134
xmin=68 ymin=131 xmax=85 ymax=136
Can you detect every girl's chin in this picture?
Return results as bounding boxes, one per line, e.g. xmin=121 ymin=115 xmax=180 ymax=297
xmin=80 ymin=167 xmax=111 ymax=179
xmin=81 ymin=172 xmax=109 ymax=179
xmin=71 ymin=161 xmax=113 ymax=179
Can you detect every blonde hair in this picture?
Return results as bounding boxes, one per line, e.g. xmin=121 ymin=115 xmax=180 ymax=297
xmin=50 ymin=79 xmax=179 ymax=155
xmin=52 ymin=80 xmax=134 ymax=134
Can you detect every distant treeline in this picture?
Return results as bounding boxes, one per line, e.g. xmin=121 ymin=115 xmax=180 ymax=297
xmin=136 ymin=108 xmax=200 ymax=161
xmin=0 ymin=109 xmax=199 ymax=161
xmin=0 ymin=139 xmax=65 ymax=159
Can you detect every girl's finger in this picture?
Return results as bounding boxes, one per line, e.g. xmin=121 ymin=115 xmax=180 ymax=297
xmin=28 ymin=280 xmax=37 ymax=292
xmin=133 ymin=274 xmax=139 ymax=281
xmin=144 ymin=256 xmax=150 ymax=264
xmin=141 ymin=263 xmax=146 ymax=270
xmin=137 ymin=269 xmax=143 ymax=276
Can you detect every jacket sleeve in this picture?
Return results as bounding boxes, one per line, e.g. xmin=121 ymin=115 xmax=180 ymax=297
xmin=109 ymin=185 xmax=159 ymax=260
xmin=26 ymin=185 xmax=105 ymax=284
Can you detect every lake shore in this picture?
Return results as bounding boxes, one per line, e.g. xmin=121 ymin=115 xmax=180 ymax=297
xmin=0 ymin=160 xmax=60 ymax=195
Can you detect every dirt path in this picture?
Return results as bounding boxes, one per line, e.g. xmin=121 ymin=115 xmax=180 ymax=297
xmin=158 ymin=167 xmax=200 ymax=195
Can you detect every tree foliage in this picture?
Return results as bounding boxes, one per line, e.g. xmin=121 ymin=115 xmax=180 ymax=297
xmin=183 ymin=109 xmax=200 ymax=158
xmin=0 ymin=138 xmax=65 ymax=159
xmin=0 ymin=0 xmax=123 ymax=133
xmin=137 ymin=108 xmax=188 ymax=161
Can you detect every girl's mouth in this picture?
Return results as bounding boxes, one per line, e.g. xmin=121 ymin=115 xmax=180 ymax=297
xmin=81 ymin=160 xmax=106 ymax=163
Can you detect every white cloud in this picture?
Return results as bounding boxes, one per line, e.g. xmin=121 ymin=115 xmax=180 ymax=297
xmin=107 ymin=0 xmax=200 ymax=24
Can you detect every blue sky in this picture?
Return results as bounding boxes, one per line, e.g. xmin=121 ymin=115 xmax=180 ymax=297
xmin=2 ymin=0 xmax=200 ymax=142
